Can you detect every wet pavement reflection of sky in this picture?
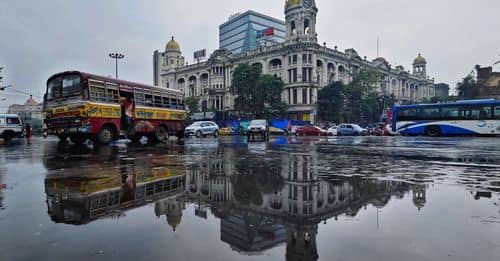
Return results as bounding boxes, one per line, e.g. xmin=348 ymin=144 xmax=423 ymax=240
xmin=0 ymin=136 xmax=499 ymax=261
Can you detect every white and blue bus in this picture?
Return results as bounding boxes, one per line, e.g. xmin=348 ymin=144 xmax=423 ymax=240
xmin=392 ymin=99 xmax=500 ymax=137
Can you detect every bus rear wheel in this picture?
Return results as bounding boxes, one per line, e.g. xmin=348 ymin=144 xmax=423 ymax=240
xmin=97 ymin=126 xmax=115 ymax=144
xmin=425 ymin=126 xmax=441 ymax=137
xmin=155 ymin=126 xmax=169 ymax=142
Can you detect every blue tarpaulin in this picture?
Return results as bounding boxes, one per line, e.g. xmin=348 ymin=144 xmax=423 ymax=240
xmin=270 ymin=119 xmax=290 ymax=130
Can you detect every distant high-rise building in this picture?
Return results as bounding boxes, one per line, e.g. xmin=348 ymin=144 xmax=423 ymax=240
xmin=219 ymin=10 xmax=286 ymax=54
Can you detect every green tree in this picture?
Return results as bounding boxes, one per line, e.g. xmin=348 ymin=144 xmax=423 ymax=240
xmin=457 ymin=74 xmax=479 ymax=99
xmin=231 ymin=64 xmax=287 ymax=118
xmin=344 ymin=69 xmax=381 ymax=122
xmin=317 ymin=81 xmax=345 ymax=122
xmin=185 ymin=96 xmax=200 ymax=113
xmin=361 ymin=93 xmax=397 ymax=123
xmin=231 ymin=64 xmax=262 ymax=115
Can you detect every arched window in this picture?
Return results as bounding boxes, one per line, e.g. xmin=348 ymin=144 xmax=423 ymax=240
xmin=291 ymin=21 xmax=296 ymax=35
xmin=304 ymin=19 xmax=310 ymax=34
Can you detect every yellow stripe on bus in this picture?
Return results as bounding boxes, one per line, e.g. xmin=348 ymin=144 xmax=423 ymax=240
xmin=48 ymin=102 xmax=186 ymax=120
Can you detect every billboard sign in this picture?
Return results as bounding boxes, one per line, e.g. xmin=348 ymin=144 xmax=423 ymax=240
xmin=194 ymin=49 xmax=206 ymax=61
xmin=256 ymin=28 xmax=274 ymax=39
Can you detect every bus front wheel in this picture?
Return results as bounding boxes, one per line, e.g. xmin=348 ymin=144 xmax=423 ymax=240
xmin=425 ymin=126 xmax=441 ymax=137
xmin=97 ymin=126 xmax=115 ymax=144
xmin=155 ymin=126 xmax=169 ymax=142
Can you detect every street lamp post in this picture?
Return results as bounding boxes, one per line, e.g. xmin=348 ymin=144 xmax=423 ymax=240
xmin=109 ymin=53 xmax=124 ymax=79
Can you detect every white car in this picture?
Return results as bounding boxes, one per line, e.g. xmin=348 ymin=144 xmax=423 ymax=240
xmin=338 ymin=123 xmax=367 ymax=136
xmin=247 ymin=119 xmax=269 ymax=139
xmin=327 ymin=126 xmax=338 ymax=136
xmin=0 ymin=114 xmax=24 ymax=142
xmin=184 ymin=121 xmax=219 ymax=137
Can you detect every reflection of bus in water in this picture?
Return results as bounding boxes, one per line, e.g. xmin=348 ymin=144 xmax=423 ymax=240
xmin=45 ymin=160 xmax=185 ymax=225
xmin=392 ymin=99 xmax=500 ymax=137
xmin=43 ymin=71 xmax=187 ymax=144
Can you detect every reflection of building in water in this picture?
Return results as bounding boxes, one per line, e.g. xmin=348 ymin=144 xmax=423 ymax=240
xmin=155 ymin=197 xmax=186 ymax=231
xmin=221 ymin=211 xmax=286 ymax=253
xmin=185 ymin=146 xmax=234 ymax=207
xmin=44 ymin=156 xmax=186 ymax=225
xmin=412 ymin=184 xmax=427 ymax=211
xmin=183 ymin=150 xmax=418 ymax=261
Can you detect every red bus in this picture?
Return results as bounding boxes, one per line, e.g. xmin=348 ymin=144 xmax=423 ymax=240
xmin=44 ymin=71 xmax=187 ymax=144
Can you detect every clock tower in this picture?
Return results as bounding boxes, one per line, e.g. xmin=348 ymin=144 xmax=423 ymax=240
xmin=285 ymin=0 xmax=318 ymax=43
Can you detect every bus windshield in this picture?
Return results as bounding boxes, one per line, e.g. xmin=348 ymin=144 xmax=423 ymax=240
xmin=47 ymin=74 xmax=81 ymax=100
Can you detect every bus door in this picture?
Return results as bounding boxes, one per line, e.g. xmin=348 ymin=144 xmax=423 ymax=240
xmin=119 ymin=89 xmax=135 ymax=132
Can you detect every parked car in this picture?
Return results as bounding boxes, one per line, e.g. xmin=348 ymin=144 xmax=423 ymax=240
xmin=269 ymin=126 xmax=286 ymax=135
xmin=184 ymin=121 xmax=219 ymax=137
xmin=0 ymin=114 xmax=24 ymax=142
xmin=337 ymin=123 xmax=367 ymax=136
xmin=296 ymin=125 xmax=327 ymax=136
xmin=327 ymin=126 xmax=338 ymax=136
xmin=247 ymin=119 xmax=269 ymax=139
xmin=218 ymin=127 xmax=234 ymax=136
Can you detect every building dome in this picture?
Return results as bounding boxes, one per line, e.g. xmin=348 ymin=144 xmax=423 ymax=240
xmin=166 ymin=36 xmax=180 ymax=52
xmin=413 ymin=53 xmax=427 ymax=64
xmin=285 ymin=0 xmax=315 ymax=10
xmin=24 ymin=95 xmax=38 ymax=106
xmin=286 ymin=0 xmax=301 ymax=8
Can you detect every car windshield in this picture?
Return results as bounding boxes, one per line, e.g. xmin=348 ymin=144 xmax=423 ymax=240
xmin=250 ymin=120 xmax=266 ymax=125
xmin=6 ymin=117 xmax=20 ymax=125
xmin=189 ymin=122 xmax=203 ymax=127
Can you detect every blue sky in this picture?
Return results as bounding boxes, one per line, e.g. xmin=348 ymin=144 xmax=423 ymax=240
xmin=1 ymin=0 xmax=499 ymax=109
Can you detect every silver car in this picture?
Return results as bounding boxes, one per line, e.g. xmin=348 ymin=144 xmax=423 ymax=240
xmin=184 ymin=121 xmax=219 ymax=137
xmin=338 ymin=123 xmax=367 ymax=136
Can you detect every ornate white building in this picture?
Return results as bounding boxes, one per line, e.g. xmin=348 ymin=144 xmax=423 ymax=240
xmin=153 ymin=0 xmax=435 ymax=123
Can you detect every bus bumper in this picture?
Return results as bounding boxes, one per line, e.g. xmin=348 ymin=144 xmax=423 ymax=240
xmin=48 ymin=126 xmax=92 ymax=135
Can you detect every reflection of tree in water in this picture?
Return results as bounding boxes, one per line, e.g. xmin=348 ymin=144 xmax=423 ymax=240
xmin=233 ymin=155 xmax=284 ymax=206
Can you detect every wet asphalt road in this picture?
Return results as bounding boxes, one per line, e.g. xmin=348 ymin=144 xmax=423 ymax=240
xmin=0 ymin=136 xmax=499 ymax=261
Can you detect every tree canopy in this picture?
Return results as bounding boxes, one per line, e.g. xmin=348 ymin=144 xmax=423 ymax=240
xmin=184 ymin=96 xmax=200 ymax=113
xmin=457 ymin=74 xmax=479 ymax=99
xmin=318 ymin=69 xmax=395 ymax=124
xmin=231 ymin=64 xmax=287 ymax=118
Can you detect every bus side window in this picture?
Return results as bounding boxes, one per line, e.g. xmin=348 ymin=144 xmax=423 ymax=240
xmin=106 ymin=84 xmax=119 ymax=103
xmin=162 ymin=96 xmax=171 ymax=108
xmin=134 ymin=91 xmax=145 ymax=106
xmin=442 ymin=107 xmax=459 ymax=120
xmin=145 ymin=92 xmax=153 ymax=107
xmin=495 ymin=106 xmax=500 ymax=120
xmin=154 ymin=94 xmax=162 ymax=108
xmin=171 ymin=98 xmax=178 ymax=109
xmin=89 ymin=82 xmax=106 ymax=102
xmin=178 ymin=98 xmax=185 ymax=110
xmin=397 ymin=108 xmax=416 ymax=121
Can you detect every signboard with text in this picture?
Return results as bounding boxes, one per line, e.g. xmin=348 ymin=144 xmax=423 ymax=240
xmin=256 ymin=28 xmax=274 ymax=39
xmin=194 ymin=49 xmax=206 ymax=61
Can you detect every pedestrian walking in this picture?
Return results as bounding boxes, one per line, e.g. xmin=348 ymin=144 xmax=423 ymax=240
xmin=25 ymin=123 xmax=32 ymax=140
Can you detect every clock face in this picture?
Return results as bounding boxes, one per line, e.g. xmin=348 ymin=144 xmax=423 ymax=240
xmin=302 ymin=0 xmax=313 ymax=9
